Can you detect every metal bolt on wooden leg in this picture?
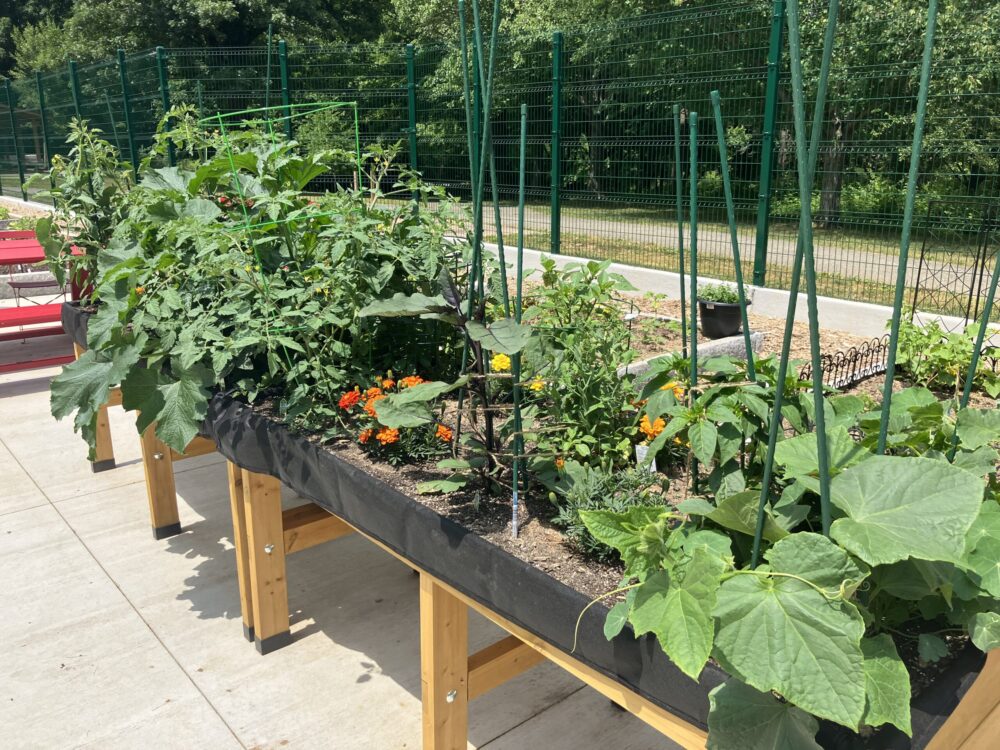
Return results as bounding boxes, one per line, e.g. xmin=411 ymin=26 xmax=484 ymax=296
xmin=153 ymin=452 xmax=164 ymax=460
xmin=446 ymin=690 xmax=457 ymax=703
xmin=264 ymin=543 xmax=275 ymax=554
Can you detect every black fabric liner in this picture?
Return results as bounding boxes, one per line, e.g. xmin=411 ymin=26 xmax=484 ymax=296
xmin=62 ymin=301 xmax=987 ymax=746
xmin=61 ymin=301 xmax=90 ymax=350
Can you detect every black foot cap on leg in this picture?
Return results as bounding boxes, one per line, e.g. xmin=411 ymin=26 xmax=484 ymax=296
xmin=91 ymin=458 xmax=116 ymax=473
xmin=243 ymin=623 xmax=255 ymax=643
xmin=255 ymin=631 xmax=292 ymax=655
xmin=152 ymin=522 xmax=183 ymax=540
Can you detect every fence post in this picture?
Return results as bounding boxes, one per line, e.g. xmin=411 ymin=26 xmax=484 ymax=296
xmin=405 ymin=43 xmax=419 ymax=205
xmin=36 ymin=73 xmax=52 ymax=168
xmin=117 ymin=49 xmax=140 ymax=176
xmin=752 ymin=0 xmax=786 ymax=287
xmin=155 ymin=46 xmax=176 ymax=166
xmin=278 ymin=40 xmax=293 ymax=140
xmin=5 ymin=80 xmax=28 ymax=200
xmin=68 ymin=60 xmax=83 ymax=119
xmin=550 ymin=31 xmax=563 ymax=255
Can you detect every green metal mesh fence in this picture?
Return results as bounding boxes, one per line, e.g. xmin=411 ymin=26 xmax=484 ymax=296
xmin=2 ymin=0 xmax=998 ymax=319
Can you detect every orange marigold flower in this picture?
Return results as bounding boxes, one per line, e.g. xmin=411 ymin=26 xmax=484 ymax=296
xmin=381 ymin=378 xmax=396 ymax=389
xmin=358 ymin=428 xmax=375 ymax=444
xmin=399 ymin=375 xmax=425 ymax=388
xmin=135 ymin=286 xmax=145 ymax=295
xmin=660 ymin=381 xmax=685 ymax=401
xmin=376 ymin=427 xmax=400 ymax=445
xmin=639 ymin=414 xmax=666 ymax=441
xmin=364 ymin=386 xmax=384 ymax=401
xmin=364 ymin=394 xmax=386 ymax=418
xmin=338 ymin=388 xmax=361 ymax=410
xmin=555 ymin=456 xmax=565 ymax=471
xmin=435 ymin=424 xmax=453 ymax=442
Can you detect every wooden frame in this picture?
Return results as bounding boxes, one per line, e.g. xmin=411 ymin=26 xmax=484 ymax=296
xmin=138 ymin=423 xmax=216 ymax=539
xmin=227 ymin=464 xmax=1000 ymax=750
xmin=72 ymin=343 xmax=117 ymax=472
xmin=226 ymin=464 xmax=354 ymax=654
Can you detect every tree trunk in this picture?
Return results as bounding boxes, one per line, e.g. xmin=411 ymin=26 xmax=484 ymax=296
xmin=817 ymin=112 xmax=853 ymax=227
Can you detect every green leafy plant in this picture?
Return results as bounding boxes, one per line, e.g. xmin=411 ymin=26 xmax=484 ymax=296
xmin=896 ymin=319 xmax=1000 ymax=398
xmin=27 ymin=119 xmax=135 ymax=296
xmin=697 ymin=283 xmax=742 ymax=304
xmin=49 ymin=112 xmax=460 ymax=457
xmin=549 ymin=463 xmax=668 ymax=562
xmin=577 ymin=383 xmax=1000 ymax=749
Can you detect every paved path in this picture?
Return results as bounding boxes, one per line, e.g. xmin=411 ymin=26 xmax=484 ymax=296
xmin=0 ymin=351 xmax=680 ymax=750
xmin=481 ymin=204 xmax=981 ymax=295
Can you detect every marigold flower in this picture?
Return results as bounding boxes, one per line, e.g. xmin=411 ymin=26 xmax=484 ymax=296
xmin=660 ymin=381 xmax=685 ymax=400
xmin=491 ymin=353 xmax=512 ymax=372
xmin=376 ymin=427 xmax=400 ymax=445
xmin=364 ymin=394 xmax=385 ymax=418
xmin=338 ymin=388 xmax=361 ymax=411
xmin=358 ymin=428 xmax=375 ymax=444
xmin=363 ymin=386 xmax=384 ymax=401
xmin=639 ymin=414 xmax=666 ymax=441
xmin=381 ymin=378 xmax=396 ymax=389
xmin=399 ymin=375 xmax=425 ymax=388
xmin=554 ymin=456 xmax=565 ymax=471
xmin=435 ymin=424 xmax=453 ymax=442
xmin=529 ymin=377 xmax=544 ymax=392
xmin=135 ymin=286 xmax=145 ymax=295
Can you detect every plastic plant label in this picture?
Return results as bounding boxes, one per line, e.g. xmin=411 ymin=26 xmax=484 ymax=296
xmin=636 ymin=443 xmax=657 ymax=472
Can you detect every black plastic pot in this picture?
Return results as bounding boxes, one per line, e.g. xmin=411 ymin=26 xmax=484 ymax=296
xmin=698 ymin=298 xmax=749 ymax=339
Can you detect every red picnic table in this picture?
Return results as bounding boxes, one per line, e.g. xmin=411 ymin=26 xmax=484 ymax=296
xmin=0 ymin=233 xmax=74 ymax=374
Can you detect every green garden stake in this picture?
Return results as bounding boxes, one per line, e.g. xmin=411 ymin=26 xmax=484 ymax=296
xmin=550 ymin=31 xmax=563 ymax=255
xmin=947 ymin=243 xmax=1000 ymax=460
xmin=688 ymin=111 xmax=699 ymax=395
xmin=511 ymin=102 xmax=528 ymax=537
xmin=878 ymin=0 xmax=939 ymax=455
xmin=673 ymin=103 xmax=687 ymax=359
xmin=782 ymin=0 xmax=833 ymax=535
xmin=155 ymin=46 xmax=176 ymax=167
xmin=751 ymin=0 xmax=840 ymax=566
xmin=689 ymin=111 xmax=699 ymax=491
xmin=103 ymin=93 xmax=123 ymax=153
xmin=710 ymin=90 xmax=756 ymax=381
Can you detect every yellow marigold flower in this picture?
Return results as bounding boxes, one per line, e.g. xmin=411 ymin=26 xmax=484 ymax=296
xmin=135 ymin=286 xmax=145 ymax=295
xmin=529 ymin=377 xmax=544 ymax=392
xmin=491 ymin=353 xmax=511 ymax=372
xmin=639 ymin=414 xmax=666 ymax=441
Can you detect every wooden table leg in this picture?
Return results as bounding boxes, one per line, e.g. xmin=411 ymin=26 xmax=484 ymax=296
xmin=227 ymin=462 xmax=255 ymax=642
xmin=73 ymin=343 xmax=116 ymax=473
xmin=139 ymin=424 xmax=182 ymax=539
xmin=420 ymin=573 xmax=469 ymax=750
xmin=242 ymin=468 xmax=292 ymax=654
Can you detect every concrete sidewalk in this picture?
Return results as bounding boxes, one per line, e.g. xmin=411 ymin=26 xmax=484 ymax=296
xmin=0 ymin=361 xmax=679 ymax=749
